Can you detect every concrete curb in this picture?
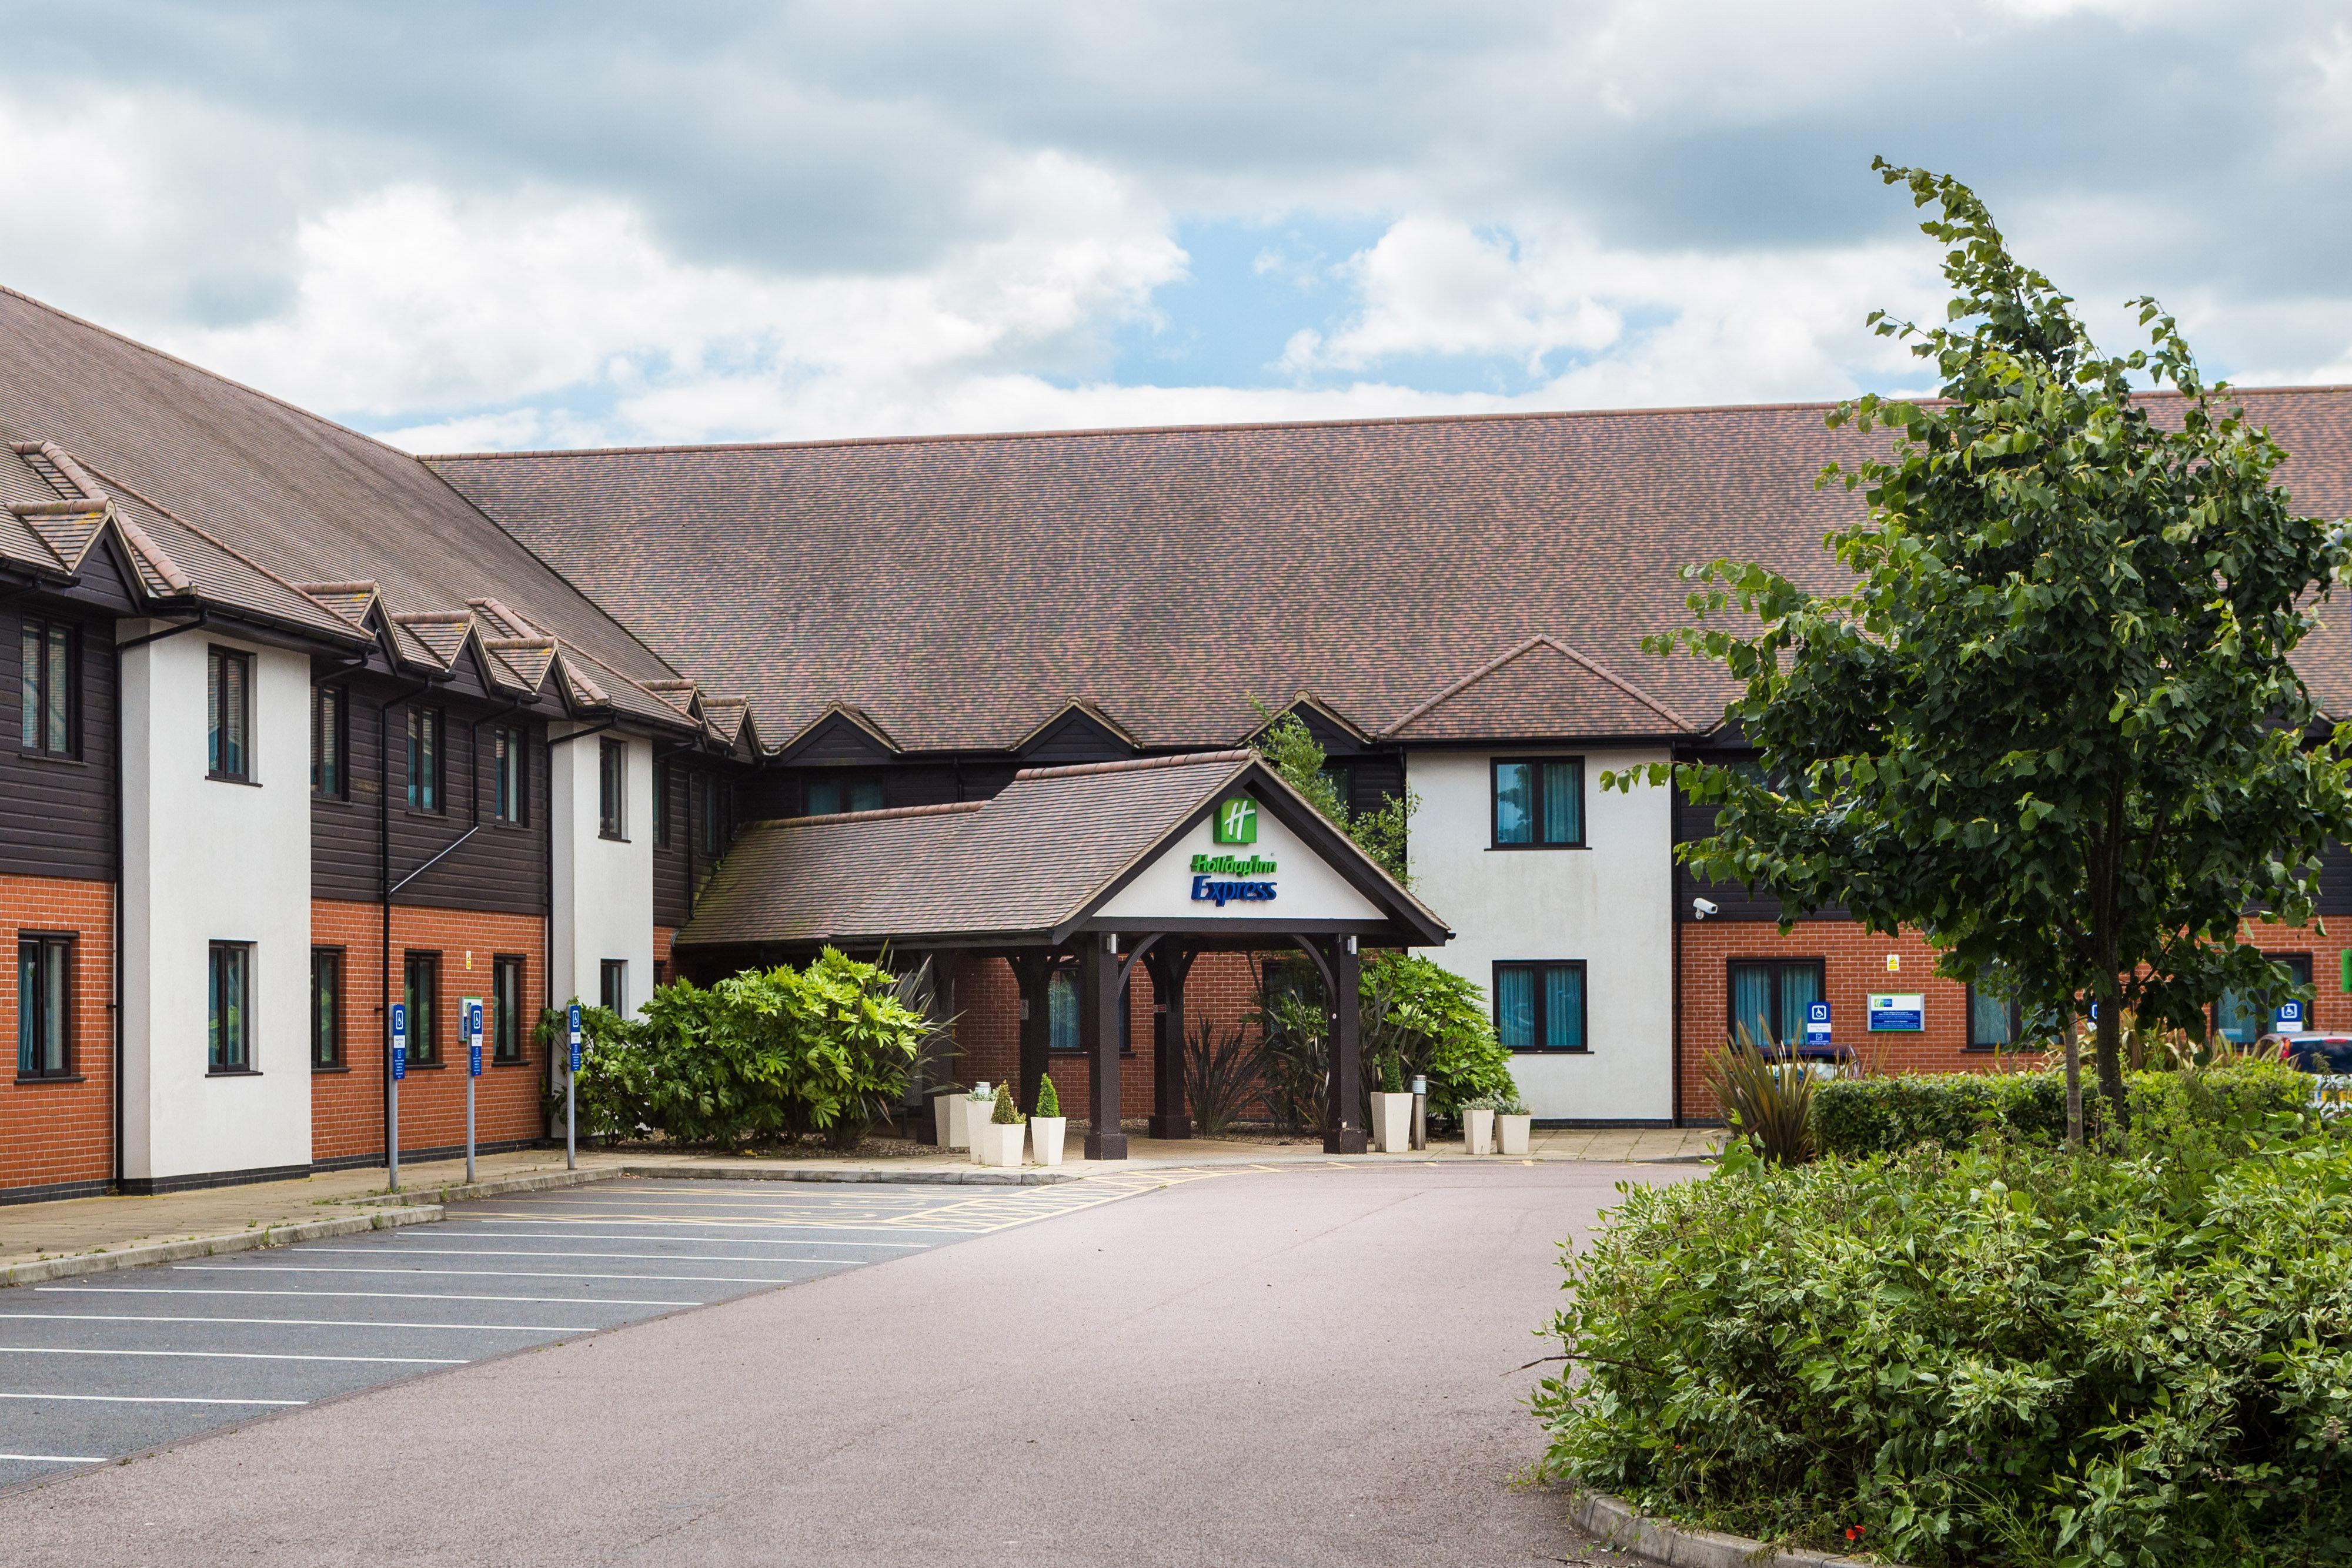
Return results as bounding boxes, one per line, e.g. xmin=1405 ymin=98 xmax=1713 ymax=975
xmin=618 ymin=1164 xmax=1075 ymax=1186
xmin=343 ymin=1166 xmax=628 ymax=1208
xmin=0 ymin=1204 xmax=444 ymax=1289
xmin=1571 ymin=1490 xmax=1887 ymax=1568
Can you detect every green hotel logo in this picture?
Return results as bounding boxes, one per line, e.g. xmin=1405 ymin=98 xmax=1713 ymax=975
xmin=1212 ymin=796 xmax=1258 ymax=844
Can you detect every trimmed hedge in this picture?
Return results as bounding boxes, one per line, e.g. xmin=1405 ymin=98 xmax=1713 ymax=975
xmin=1813 ymin=1062 xmax=2308 ymax=1156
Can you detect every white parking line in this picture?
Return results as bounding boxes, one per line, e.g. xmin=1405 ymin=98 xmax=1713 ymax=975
xmin=462 ymin=1226 xmax=923 ymax=1248
xmin=0 ymin=1453 xmax=103 ymax=1465
xmin=0 ymin=1347 xmax=461 ymax=1365
xmin=0 ymin=1314 xmax=588 ymax=1333
xmin=176 ymin=1265 xmax=801 ymax=1285
xmin=363 ymin=1246 xmax=845 ymax=1264
xmin=37 ymin=1286 xmax=703 ymax=1308
xmin=0 ymin=1393 xmax=307 ymax=1407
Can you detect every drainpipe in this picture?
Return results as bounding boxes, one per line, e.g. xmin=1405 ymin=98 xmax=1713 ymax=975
xmin=375 ymin=676 xmax=435 ymax=1190
xmin=1669 ymin=755 xmax=1684 ymax=1129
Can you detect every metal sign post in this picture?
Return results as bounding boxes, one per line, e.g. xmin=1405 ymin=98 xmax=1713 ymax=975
xmin=462 ymin=997 xmax=484 ymax=1184
xmin=565 ymin=1002 xmax=582 ymax=1171
xmin=389 ymin=1001 xmax=407 ymax=1192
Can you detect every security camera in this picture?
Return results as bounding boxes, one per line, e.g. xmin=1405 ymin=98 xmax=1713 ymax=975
xmin=1692 ymin=897 xmax=1719 ymax=919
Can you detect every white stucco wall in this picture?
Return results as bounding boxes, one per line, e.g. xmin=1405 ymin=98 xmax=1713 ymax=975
xmin=120 ymin=628 xmax=314 ymax=1181
xmin=1405 ymin=748 xmax=1675 ymax=1123
xmin=549 ymin=727 xmax=654 ymax=1018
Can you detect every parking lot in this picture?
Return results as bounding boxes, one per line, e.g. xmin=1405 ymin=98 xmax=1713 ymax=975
xmin=0 ymin=1176 xmax=1114 ymax=1487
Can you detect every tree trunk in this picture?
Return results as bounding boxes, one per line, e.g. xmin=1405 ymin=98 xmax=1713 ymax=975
xmin=2094 ymin=987 xmax=2129 ymax=1140
xmin=2063 ymin=1010 xmax=2083 ymax=1149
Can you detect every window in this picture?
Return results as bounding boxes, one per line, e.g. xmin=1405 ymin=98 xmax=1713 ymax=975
xmin=1727 ymin=959 xmax=1823 ymax=1051
xmin=697 ymin=773 xmax=726 ymax=855
xmin=208 ymin=942 xmax=253 ymax=1072
xmin=1492 ymin=757 xmax=1583 ymax=847
xmin=1048 ymin=967 xmax=1081 ymax=1052
xmin=652 ymin=759 xmax=671 ymax=847
xmin=406 ymin=707 xmax=443 ymax=812
xmin=403 ymin=952 xmax=440 ymax=1065
xmin=2217 ymin=952 xmax=2314 ymax=1045
xmin=491 ymin=724 xmax=526 ymax=824
xmin=1318 ymin=760 xmax=1355 ymax=813
xmin=311 ymin=684 xmax=345 ymax=798
xmin=599 ymin=738 xmax=626 ymax=838
xmin=310 ymin=948 xmax=343 ymax=1069
xmin=600 ymin=959 xmax=627 ymax=1014
xmin=1967 ymin=968 xmax=2022 ymax=1051
xmin=19 ymin=618 xmax=76 ymax=757
xmin=1495 ymin=961 xmax=1586 ymax=1052
xmin=805 ymin=775 xmax=884 ymax=816
xmin=492 ymin=956 xmax=524 ymax=1063
xmin=16 ymin=935 xmax=71 ymax=1078
xmin=207 ymin=648 xmax=251 ymax=781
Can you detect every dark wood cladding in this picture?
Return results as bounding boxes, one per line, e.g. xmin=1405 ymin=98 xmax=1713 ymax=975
xmin=0 ymin=598 xmax=117 ymax=881
xmin=310 ymin=670 xmax=549 ymax=915
xmin=654 ymin=758 xmax=688 ymax=928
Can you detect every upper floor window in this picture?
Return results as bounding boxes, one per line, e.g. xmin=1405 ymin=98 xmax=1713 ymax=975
xmin=1492 ymin=757 xmax=1582 ymax=847
xmin=492 ymin=724 xmax=527 ymax=824
xmin=19 ymin=618 xmax=76 ymax=757
xmin=406 ymin=707 xmax=443 ymax=812
xmin=1496 ymin=960 xmax=1586 ymax=1053
xmin=598 ymin=738 xmax=626 ymax=839
xmin=207 ymin=647 xmax=252 ymax=781
xmin=312 ymin=684 xmax=346 ymax=798
xmin=806 ymin=775 xmax=883 ymax=816
xmin=17 ymin=934 xmax=71 ymax=1079
xmin=696 ymin=773 xmax=726 ymax=855
xmin=652 ymin=759 xmax=671 ymax=847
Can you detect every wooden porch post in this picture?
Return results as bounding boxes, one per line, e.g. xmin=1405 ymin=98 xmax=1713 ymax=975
xmin=1011 ymin=952 xmax=1053 ymax=1119
xmin=1083 ymin=932 xmax=1127 ymax=1159
xmin=1147 ymin=943 xmax=1194 ymax=1140
xmin=1323 ymin=937 xmax=1367 ymax=1155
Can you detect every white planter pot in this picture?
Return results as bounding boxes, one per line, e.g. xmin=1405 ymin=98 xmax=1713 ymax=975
xmin=1030 ymin=1116 xmax=1067 ymax=1167
xmin=1462 ymin=1107 xmax=1495 ymax=1156
xmin=1497 ymin=1113 xmax=1532 ymax=1156
xmin=933 ymin=1091 xmax=970 ymax=1150
xmin=1371 ymin=1092 xmax=1414 ymax=1153
xmin=975 ymin=1119 xmax=1026 ymax=1168
xmin=959 ymin=1096 xmax=994 ymax=1153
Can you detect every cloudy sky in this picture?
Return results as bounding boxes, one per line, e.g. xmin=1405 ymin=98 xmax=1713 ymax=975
xmin=5 ymin=1 xmax=2349 ymax=452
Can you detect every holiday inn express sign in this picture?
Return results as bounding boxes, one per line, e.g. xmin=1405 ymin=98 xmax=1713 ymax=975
xmin=1094 ymin=793 xmax=1387 ymax=925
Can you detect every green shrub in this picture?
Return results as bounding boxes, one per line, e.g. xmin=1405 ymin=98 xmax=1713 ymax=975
xmin=539 ymin=1000 xmax=646 ymax=1142
xmin=1704 ymin=1032 xmax=1818 ymax=1165
xmin=1181 ymin=1017 xmax=1255 ymax=1136
xmin=1535 ymin=1131 xmax=2352 ymax=1567
xmin=1035 ymin=1073 xmax=1060 ymax=1119
xmin=990 ymin=1080 xmax=1023 ymax=1126
xmin=1812 ymin=1063 xmax=2308 ymax=1158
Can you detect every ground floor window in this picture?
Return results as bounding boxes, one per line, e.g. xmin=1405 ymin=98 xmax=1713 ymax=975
xmin=1046 ymin=964 xmax=1134 ymax=1053
xmin=16 ymin=934 xmax=71 ymax=1078
xmin=312 ymin=948 xmax=343 ymax=1069
xmin=404 ymin=952 xmax=440 ymax=1065
xmin=1495 ymin=961 xmax=1586 ymax=1052
xmin=1727 ymin=958 xmax=1822 ymax=1051
xmin=209 ymin=942 xmax=253 ymax=1072
xmin=1967 ymin=969 xmax=2022 ymax=1051
xmin=492 ymin=955 xmax=524 ymax=1063
xmin=600 ymin=959 xmax=627 ymax=1015
xmin=2217 ymin=952 xmax=2313 ymax=1044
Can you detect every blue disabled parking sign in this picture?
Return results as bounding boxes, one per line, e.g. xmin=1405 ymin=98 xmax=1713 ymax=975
xmin=567 ymin=1003 xmax=583 ymax=1072
xmin=1804 ymin=1000 xmax=1832 ymax=1047
xmin=467 ymin=999 xmax=485 ymax=1076
xmin=2278 ymin=998 xmax=2307 ymax=1029
xmin=391 ymin=1002 xmax=407 ymax=1080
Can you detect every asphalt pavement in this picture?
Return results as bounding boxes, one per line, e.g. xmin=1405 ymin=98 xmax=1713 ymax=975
xmin=0 ymin=1161 xmax=1666 ymax=1567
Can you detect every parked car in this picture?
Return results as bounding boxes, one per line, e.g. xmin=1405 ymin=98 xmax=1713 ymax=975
xmin=2261 ymin=1032 xmax=2352 ymax=1074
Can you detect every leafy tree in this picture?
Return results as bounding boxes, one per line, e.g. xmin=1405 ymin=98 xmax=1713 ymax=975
xmin=1612 ymin=162 xmax=2352 ymax=1141
xmin=1254 ymin=706 xmax=1415 ymax=884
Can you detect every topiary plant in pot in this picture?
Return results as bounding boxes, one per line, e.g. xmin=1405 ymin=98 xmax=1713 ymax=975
xmin=977 ymin=1079 xmax=1027 ymax=1169
xmin=1458 ymin=1094 xmax=1499 ymax=1156
xmin=1494 ymin=1091 xmax=1532 ymax=1155
xmin=1370 ymin=1054 xmax=1414 ymax=1153
xmin=1030 ymin=1072 xmax=1067 ymax=1167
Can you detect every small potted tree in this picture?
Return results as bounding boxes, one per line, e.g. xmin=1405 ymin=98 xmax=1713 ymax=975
xmin=1495 ymin=1091 xmax=1532 ymax=1156
xmin=1371 ymin=1057 xmax=1414 ymax=1153
xmin=976 ymin=1080 xmax=1026 ymax=1168
xmin=1030 ymin=1073 xmax=1067 ymax=1167
xmin=1460 ymin=1095 xmax=1497 ymax=1156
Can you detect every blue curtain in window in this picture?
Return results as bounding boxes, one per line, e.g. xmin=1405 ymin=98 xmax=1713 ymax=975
xmin=1541 ymin=761 xmax=1581 ymax=844
xmin=806 ymin=779 xmax=841 ymax=815
xmin=1544 ymin=967 xmax=1583 ymax=1050
xmin=1970 ymin=987 xmax=2015 ymax=1048
xmin=1729 ymin=963 xmax=1773 ymax=1048
xmin=16 ymin=944 xmax=36 ymax=1076
xmin=2216 ymin=988 xmax=2261 ymax=1045
xmin=1776 ymin=966 xmax=1820 ymax=1049
xmin=1048 ymin=970 xmax=1080 ymax=1052
xmin=1496 ymin=967 xmax=1536 ymax=1048
xmin=1494 ymin=762 xmax=1533 ymax=844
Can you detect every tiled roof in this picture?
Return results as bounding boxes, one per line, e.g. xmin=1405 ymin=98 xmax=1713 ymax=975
xmin=677 ymin=750 xmax=1445 ymax=948
xmin=429 ymin=387 xmax=2352 ymax=749
xmin=0 ymin=285 xmax=698 ymax=728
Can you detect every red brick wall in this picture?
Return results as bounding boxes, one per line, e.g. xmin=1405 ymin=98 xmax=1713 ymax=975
xmin=947 ymin=950 xmax=1265 ymax=1122
xmin=654 ymin=925 xmax=676 ymax=988
xmin=1677 ymin=915 xmax=2352 ymax=1121
xmin=310 ymin=900 xmax=549 ymax=1164
xmin=0 ymin=875 xmax=115 ymax=1196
